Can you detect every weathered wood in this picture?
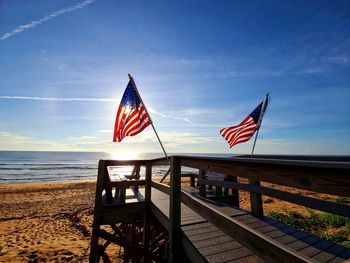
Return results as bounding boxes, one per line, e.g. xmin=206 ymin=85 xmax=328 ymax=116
xmin=199 ymin=169 xmax=206 ymax=197
xmin=100 ymin=202 xmax=145 ymax=225
xmin=169 ymin=156 xmax=181 ymax=263
xmin=159 ymin=168 xmax=171 ymax=183
xmin=190 ymin=175 xmax=195 ymax=187
xmin=249 ymin=179 xmax=264 ymax=216
xmin=180 ymin=234 xmax=208 ymax=263
xmin=150 ymin=202 xmax=169 ymax=230
xmin=151 ymin=181 xmax=170 ymax=195
xmin=180 ymin=189 xmax=314 ymax=263
xmin=239 ymin=154 xmax=350 ymax=162
xmin=131 ymin=164 xmax=141 ymax=179
xmin=180 ymin=156 xmax=350 ymax=197
xmin=225 ymin=175 xmax=239 ymax=207
xmin=89 ymin=160 xmax=107 ymax=263
xmin=143 ymin=162 xmax=152 ymax=262
xmin=200 ymin=179 xmax=350 ymax=217
xmin=106 ymin=180 xmax=146 ymax=188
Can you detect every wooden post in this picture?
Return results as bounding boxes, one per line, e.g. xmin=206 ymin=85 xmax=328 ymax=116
xmin=169 ymin=156 xmax=181 ymax=263
xmin=132 ymin=164 xmax=141 ymax=179
xmin=199 ymin=170 xmax=206 ymax=197
xmin=249 ymin=179 xmax=263 ymax=216
xmin=89 ymin=160 xmax=106 ymax=262
xmin=216 ymin=185 xmax=223 ymax=196
xmin=224 ymin=175 xmax=240 ymax=207
xmin=143 ymin=162 xmax=152 ymax=262
xmin=133 ymin=164 xmax=141 ymax=191
xmin=190 ymin=175 xmax=195 ymax=187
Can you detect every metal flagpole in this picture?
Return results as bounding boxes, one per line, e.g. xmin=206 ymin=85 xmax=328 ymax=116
xmin=128 ymin=74 xmax=170 ymax=164
xmin=251 ymin=92 xmax=269 ymax=155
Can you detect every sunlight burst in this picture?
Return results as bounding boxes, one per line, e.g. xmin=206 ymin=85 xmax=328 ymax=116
xmin=110 ymin=151 xmax=139 ymax=160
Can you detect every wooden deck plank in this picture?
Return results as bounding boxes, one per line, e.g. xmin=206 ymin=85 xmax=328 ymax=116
xmin=298 ymin=239 xmax=334 ymax=258
xmin=150 ymin=186 xmax=349 ymax=263
xmin=190 ymin=235 xmax=233 ymax=249
xmin=287 ymin=235 xmax=322 ymax=251
xmin=186 ymin=229 xmax=226 ymax=242
xmin=311 ymin=244 xmax=349 ymax=262
xmin=198 ymin=241 xmax=242 ymax=257
xmin=327 ymin=248 xmax=350 ymax=263
xmin=205 ymin=247 xmax=255 ymax=263
xmin=227 ymin=254 xmax=265 ymax=263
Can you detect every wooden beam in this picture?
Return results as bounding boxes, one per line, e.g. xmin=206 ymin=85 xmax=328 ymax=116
xmin=151 ymin=181 xmax=170 ymax=195
xmin=143 ymin=162 xmax=152 ymax=262
xmin=181 ymin=233 xmax=208 ymax=263
xmin=89 ymin=160 xmax=107 ymax=263
xmin=200 ymin=179 xmax=350 ymax=217
xmin=150 ymin=203 xmax=169 ymax=230
xmin=199 ymin=170 xmax=206 ymax=197
xmin=180 ymin=190 xmax=314 ymax=263
xmin=225 ymin=175 xmax=239 ymax=207
xmin=100 ymin=202 xmax=145 ymax=225
xmin=249 ymin=179 xmax=263 ymax=216
xmin=180 ymin=156 xmax=350 ymax=197
xmin=169 ymin=156 xmax=181 ymax=263
xmin=105 ymin=180 xmax=146 ymax=188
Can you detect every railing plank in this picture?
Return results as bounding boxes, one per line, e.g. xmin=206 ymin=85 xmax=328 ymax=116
xmin=180 ymin=190 xmax=314 ymax=263
xmin=180 ymin=157 xmax=350 ymax=197
xmin=201 ymin=179 xmax=350 ymax=217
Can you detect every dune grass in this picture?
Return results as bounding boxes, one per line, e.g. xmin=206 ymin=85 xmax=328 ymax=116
xmin=267 ymin=209 xmax=350 ymax=248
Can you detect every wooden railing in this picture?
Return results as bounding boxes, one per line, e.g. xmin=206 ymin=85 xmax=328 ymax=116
xmin=95 ymin=155 xmax=350 ymax=262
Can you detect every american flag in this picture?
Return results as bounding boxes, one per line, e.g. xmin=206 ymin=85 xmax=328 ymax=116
xmin=220 ymin=102 xmax=266 ymax=148
xmin=113 ymin=81 xmax=152 ymax=142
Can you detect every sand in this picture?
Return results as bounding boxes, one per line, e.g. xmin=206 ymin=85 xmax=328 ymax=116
xmin=0 ymin=181 xmax=98 ymax=263
xmin=0 ymin=178 xmax=346 ymax=262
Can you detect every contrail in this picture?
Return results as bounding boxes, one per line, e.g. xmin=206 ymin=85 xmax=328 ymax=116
xmin=0 ymin=0 xmax=95 ymax=41
xmin=0 ymin=96 xmax=116 ymax=102
xmin=0 ymin=95 xmax=193 ymax=123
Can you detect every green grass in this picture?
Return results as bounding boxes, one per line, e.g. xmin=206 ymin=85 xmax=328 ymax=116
xmin=330 ymin=196 xmax=350 ymax=204
xmin=319 ymin=212 xmax=350 ymax=227
xmin=267 ymin=211 xmax=350 ymax=248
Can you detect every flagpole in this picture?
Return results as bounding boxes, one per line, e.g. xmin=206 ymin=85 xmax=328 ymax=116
xmin=251 ymin=92 xmax=269 ymax=155
xmin=128 ymin=74 xmax=170 ymax=163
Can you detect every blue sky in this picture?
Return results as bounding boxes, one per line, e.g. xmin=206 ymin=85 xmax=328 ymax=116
xmin=0 ymin=0 xmax=349 ymax=155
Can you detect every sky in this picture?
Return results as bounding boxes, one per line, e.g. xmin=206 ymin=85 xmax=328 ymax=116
xmin=0 ymin=0 xmax=349 ymax=155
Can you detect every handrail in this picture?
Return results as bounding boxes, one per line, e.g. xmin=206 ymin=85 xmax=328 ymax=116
xmin=180 ymin=189 xmax=313 ymax=263
xmin=97 ymin=155 xmax=350 ymax=262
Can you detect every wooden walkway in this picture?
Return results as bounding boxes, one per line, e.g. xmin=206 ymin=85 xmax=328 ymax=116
xmin=145 ymin=187 xmax=350 ymax=263
xmin=89 ymin=155 xmax=350 ymax=263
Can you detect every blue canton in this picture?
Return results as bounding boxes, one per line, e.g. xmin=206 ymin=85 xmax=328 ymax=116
xmin=250 ymin=102 xmax=263 ymax=123
xmin=120 ymin=81 xmax=140 ymax=108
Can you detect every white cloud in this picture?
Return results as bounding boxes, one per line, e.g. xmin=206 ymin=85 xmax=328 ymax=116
xmin=0 ymin=0 xmax=95 ymax=41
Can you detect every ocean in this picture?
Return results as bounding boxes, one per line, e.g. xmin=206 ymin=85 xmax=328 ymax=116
xmin=0 ymin=151 xmax=231 ymax=184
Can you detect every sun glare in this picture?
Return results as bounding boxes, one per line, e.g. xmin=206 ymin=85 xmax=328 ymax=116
xmin=110 ymin=152 xmax=139 ymax=160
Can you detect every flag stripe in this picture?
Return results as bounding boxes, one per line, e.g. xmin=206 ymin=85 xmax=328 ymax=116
xmin=113 ymin=81 xmax=152 ymax=142
xmin=220 ymin=102 xmax=264 ymax=148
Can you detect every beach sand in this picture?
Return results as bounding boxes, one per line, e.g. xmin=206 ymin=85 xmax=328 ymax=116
xmin=0 ymin=181 xmax=98 ymax=262
xmin=0 ymin=179 xmax=347 ymax=262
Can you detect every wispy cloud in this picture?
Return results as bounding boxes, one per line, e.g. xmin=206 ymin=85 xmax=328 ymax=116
xmin=148 ymin=107 xmax=192 ymax=123
xmin=0 ymin=95 xmax=194 ymax=124
xmin=0 ymin=96 xmax=116 ymax=102
xmin=0 ymin=0 xmax=95 ymax=41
